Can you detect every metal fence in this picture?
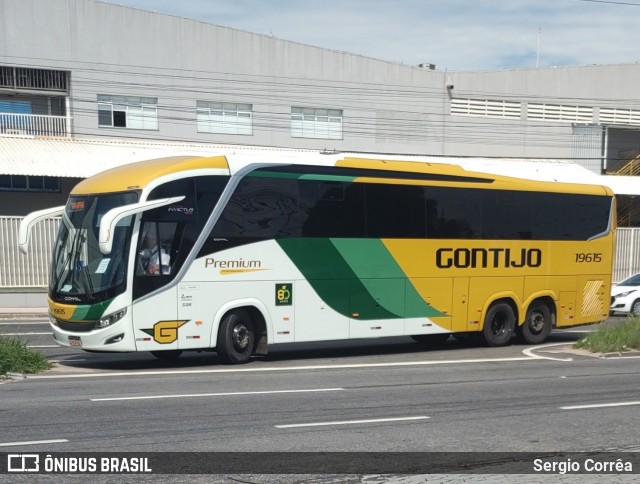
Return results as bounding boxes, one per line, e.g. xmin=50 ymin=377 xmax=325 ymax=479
xmin=1 ymin=217 xmax=639 ymax=288
xmin=0 ymin=113 xmax=69 ymax=137
xmin=613 ymin=227 xmax=640 ymax=282
xmin=0 ymin=216 xmax=59 ymax=287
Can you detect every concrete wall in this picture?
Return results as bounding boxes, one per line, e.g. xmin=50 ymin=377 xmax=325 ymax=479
xmin=1 ymin=0 xmax=640 ymax=162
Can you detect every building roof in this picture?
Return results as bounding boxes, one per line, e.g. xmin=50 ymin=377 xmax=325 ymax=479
xmin=1 ymin=135 xmax=639 ymax=196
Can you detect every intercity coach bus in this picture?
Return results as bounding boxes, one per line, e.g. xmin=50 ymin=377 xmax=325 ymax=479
xmin=19 ymin=154 xmax=615 ymax=363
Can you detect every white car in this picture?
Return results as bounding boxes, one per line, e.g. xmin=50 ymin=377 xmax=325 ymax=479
xmin=610 ymin=273 xmax=640 ymax=316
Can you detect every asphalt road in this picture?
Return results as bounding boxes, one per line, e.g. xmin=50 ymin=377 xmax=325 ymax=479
xmin=2 ymin=318 xmax=640 ymax=482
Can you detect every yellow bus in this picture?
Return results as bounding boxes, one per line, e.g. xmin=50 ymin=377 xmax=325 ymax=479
xmin=19 ymin=154 xmax=615 ymax=363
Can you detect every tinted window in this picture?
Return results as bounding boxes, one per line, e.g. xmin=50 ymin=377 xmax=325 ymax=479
xmin=210 ymin=176 xmax=302 ymax=243
xmin=482 ymin=190 xmax=533 ymax=239
xmin=425 ymin=186 xmax=482 ymax=239
xmin=365 ymin=184 xmax=426 ymax=238
xmin=199 ymin=170 xmax=612 ymax=256
xmin=299 ymin=180 xmax=366 ymax=238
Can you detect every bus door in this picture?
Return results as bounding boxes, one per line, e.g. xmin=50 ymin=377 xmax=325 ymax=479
xmin=132 ymin=220 xmax=181 ymax=352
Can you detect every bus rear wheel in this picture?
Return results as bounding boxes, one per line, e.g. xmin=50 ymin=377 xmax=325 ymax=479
xmin=482 ymin=302 xmax=515 ymax=347
xmin=217 ymin=309 xmax=255 ymax=364
xmin=516 ymin=301 xmax=552 ymax=344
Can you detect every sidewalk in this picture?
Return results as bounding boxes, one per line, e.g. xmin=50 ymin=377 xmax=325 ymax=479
xmin=0 ymin=307 xmax=48 ymax=320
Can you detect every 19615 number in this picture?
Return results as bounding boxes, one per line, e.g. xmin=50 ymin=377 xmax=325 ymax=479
xmin=575 ymin=253 xmax=602 ymax=263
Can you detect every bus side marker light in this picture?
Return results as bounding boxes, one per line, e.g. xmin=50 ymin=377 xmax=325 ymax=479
xmin=370 ymin=326 xmax=381 ymax=330
xmin=283 ymin=316 xmax=290 ymax=321
xmin=136 ymin=337 xmax=152 ymax=342
xmin=186 ymin=335 xmax=201 ymax=339
xmin=277 ymin=331 xmax=290 ymax=335
xmin=352 ymin=313 xmax=360 ymax=318
xmin=195 ymin=320 xmax=203 ymax=326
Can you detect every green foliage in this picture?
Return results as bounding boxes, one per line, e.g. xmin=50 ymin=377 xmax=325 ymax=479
xmin=0 ymin=336 xmax=52 ymax=375
xmin=574 ymin=318 xmax=640 ymax=353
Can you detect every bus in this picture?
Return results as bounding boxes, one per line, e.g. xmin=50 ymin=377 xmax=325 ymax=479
xmin=19 ymin=153 xmax=615 ymax=363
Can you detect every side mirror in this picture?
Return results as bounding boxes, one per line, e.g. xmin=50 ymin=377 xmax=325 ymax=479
xmin=18 ymin=206 xmax=65 ymax=254
xmin=99 ymin=196 xmax=185 ymax=254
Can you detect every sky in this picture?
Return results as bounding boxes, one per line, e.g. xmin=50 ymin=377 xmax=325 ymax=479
xmin=99 ymin=0 xmax=640 ymax=71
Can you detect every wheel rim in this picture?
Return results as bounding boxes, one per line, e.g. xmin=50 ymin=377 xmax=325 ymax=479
xmin=232 ymin=323 xmax=250 ymax=351
xmin=633 ymin=301 xmax=640 ymax=316
xmin=491 ymin=312 xmax=509 ymax=337
xmin=528 ymin=310 xmax=545 ymax=335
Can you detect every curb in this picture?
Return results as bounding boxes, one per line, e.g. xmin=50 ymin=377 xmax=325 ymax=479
xmin=600 ymin=351 xmax=640 ymax=358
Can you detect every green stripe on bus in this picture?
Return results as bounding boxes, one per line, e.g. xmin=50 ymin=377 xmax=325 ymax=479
xmin=247 ymin=171 xmax=356 ymax=182
xmin=276 ymin=238 xmax=397 ymax=320
xmin=277 ymin=238 xmax=445 ymax=320
xmin=71 ymin=299 xmax=113 ymax=321
xmin=331 ymin=239 xmax=445 ymax=318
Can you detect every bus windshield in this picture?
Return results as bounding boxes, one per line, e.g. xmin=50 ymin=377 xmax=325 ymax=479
xmin=50 ymin=192 xmax=139 ymax=304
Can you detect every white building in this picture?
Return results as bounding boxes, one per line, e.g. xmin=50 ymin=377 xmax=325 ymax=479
xmin=1 ymin=0 xmax=640 ymax=297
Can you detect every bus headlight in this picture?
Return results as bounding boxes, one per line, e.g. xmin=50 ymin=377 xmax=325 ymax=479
xmin=96 ymin=308 xmax=127 ymax=329
xmin=48 ymin=312 xmax=59 ymax=327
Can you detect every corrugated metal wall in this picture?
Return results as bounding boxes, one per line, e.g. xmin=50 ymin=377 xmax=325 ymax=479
xmin=614 ymin=227 xmax=640 ymax=282
xmin=572 ymin=124 xmax=604 ymax=174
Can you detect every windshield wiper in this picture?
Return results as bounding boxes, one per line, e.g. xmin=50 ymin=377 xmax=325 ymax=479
xmin=77 ymin=233 xmax=96 ymax=301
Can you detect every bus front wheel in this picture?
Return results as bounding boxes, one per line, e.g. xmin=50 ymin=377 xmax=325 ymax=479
xmin=217 ymin=309 xmax=255 ymax=364
xmin=482 ymin=302 xmax=516 ymax=347
xmin=516 ymin=301 xmax=552 ymax=344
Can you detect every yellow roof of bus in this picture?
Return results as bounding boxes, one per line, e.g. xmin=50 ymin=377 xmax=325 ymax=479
xmin=71 ymin=155 xmax=229 ymax=195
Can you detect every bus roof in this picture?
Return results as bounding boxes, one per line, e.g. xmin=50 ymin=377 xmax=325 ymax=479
xmin=71 ymin=156 xmax=229 ymax=194
xmin=70 ymin=153 xmax=613 ymax=197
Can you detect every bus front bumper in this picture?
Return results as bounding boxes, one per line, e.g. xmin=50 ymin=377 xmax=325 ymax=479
xmin=49 ymin=313 xmax=136 ymax=352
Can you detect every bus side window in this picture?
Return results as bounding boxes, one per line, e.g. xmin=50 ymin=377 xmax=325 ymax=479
xmin=136 ymin=221 xmax=178 ymax=276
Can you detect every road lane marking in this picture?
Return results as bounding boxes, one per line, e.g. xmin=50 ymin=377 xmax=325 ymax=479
xmin=91 ymin=387 xmax=344 ymax=402
xmin=522 ymin=342 xmax=574 ymax=362
xmin=26 ymin=345 xmax=58 ymax=348
xmin=0 ymin=439 xmax=68 ymax=447
xmin=561 ymin=401 xmax=640 ymax=410
xmin=276 ymin=416 xmax=430 ymax=429
xmin=30 ymin=356 xmax=533 ymax=379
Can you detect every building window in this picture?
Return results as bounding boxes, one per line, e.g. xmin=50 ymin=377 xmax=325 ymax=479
xmin=291 ymin=107 xmax=343 ymax=139
xmin=196 ymin=102 xmax=252 ymax=135
xmin=97 ymin=95 xmax=158 ymax=130
xmin=0 ymin=175 xmax=60 ymax=192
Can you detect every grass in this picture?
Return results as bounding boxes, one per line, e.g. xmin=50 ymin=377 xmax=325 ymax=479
xmin=574 ymin=317 xmax=640 ymax=353
xmin=0 ymin=336 xmax=52 ymax=376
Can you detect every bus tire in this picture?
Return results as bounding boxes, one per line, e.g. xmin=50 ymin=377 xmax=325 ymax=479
xmin=411 ymin=334 xmax=450 ymax=346
xmin=516 ymin=301 xmax=552 ymax=344
xmin=150 ymin=350 xmax=182 ymax=360
xmin=482 ymin=302 xmax=515 ymax=347
xmin=217 ymin=309 xmax=255 ymax=364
